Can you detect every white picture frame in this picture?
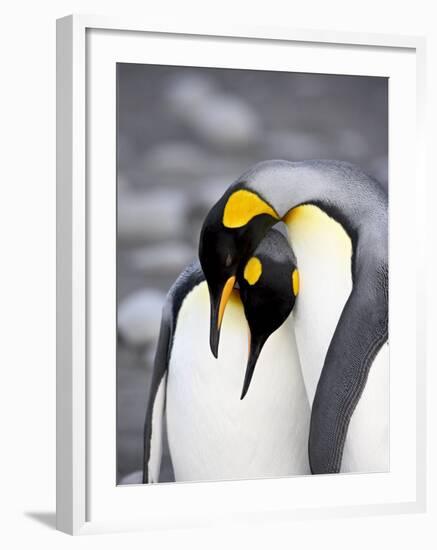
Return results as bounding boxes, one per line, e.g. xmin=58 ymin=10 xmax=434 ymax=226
xmin=56 ymin=14 xmax=427 ymax=535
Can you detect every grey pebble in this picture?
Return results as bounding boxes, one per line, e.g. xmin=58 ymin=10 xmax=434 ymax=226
xmin=263 ymin=130 xmax=329 ymax=160
xmin=166 ymin=73 xmax=261 ymax=151
xmin=337 ymin=129 xmax=370 ymax=160
xmin=166 ymin=73 xmax=217 ymax=114
xmin=187 ymin=93 xmax=261 ymax=150
xmin=118 ymin=289 xmax=166 ymax=348
xmin=130 ymin=242 xmax=196 ymax=276
xmin=190 ymin=177 xmax=231 ymax=212
xmin=118 ymin=190 xmax=188 ymax=243
xmin=141 ymin=141 xmax=213 ymax=180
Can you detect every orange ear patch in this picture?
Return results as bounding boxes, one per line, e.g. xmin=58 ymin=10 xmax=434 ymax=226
xmin=223 ymin=190 xmax=279 ymax=228
xmin=292 ymin=269 xmax=300 ymax=296
xmin=243 ymin=257 xmax=262 ymax=285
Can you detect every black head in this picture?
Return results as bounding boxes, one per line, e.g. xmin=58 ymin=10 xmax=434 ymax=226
xmin=237 ymin=229 xmax=299 ymax=399
xmin=199 ymin=185 xmax=280 ymax=357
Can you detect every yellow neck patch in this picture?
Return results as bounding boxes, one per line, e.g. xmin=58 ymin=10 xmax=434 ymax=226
xmin=284 ymin=204 xmax=352 ymax=260
xmin=223 ymin=190 xmax=279 ymax=229
xmin=292 ymin=269 xmax=300 ymax=296
xmin=244 ymin=257 xmax=262 ymax=285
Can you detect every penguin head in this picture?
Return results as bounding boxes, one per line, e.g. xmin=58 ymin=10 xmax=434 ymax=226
xmin=199 ymin=185 xmax=280 ymax=358
xmin=236 ymin=229 xmax=299 ymax=400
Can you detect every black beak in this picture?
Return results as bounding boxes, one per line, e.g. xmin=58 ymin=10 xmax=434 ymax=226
xmin=209 ymin=293 xmax=221 ymax=359
xmin=240 ymin=333 xmax=267 ymax=400
xmin=208 ymin=275 xmax=236 ymax=358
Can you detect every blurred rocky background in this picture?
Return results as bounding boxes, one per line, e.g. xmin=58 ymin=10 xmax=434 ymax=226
xmin=116 ymin=63 xmax=388 ymax=484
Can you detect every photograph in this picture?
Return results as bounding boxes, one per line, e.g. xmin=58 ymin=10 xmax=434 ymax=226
xmin=116 ymin=63 xmax=389 ymax=485
xmin=2 ymin=0 xmax=430 ymax=544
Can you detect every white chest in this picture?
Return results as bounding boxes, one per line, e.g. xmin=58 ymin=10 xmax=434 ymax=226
xmin=341 ymin=343 xmax=389 ymax=473
xmin=285 ymin=205 xmax=353 ymax=405
xmin=166 ymin=282 xmax=310 ymax=482
xmin=285 ymin=205 xmax=389 ymax=473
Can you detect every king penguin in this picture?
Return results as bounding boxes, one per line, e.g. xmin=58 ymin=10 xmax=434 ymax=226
xmin=199 ymin=159 xmax=389 ymax=475
xmin=143 ymin=229 xmax=310 ymax=483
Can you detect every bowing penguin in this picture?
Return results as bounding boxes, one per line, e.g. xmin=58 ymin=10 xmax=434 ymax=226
xmin=143 ymin=229 xmax=310 ymax=483
xmin=199 ymin=160 xmax=389 ymax=474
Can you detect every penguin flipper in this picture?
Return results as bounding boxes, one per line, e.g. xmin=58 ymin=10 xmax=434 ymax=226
xmin=143 ymin=306 xmax=171 ymax=483
xmin=143 ymin=260 xmax=205 ymax=483
xmin=309 ymin=260 xmax=388 ymax=474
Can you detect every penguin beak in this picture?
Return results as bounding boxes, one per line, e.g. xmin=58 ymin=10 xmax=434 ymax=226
xmin=240 ymin=333 xmax=266 ymax=400
xmin=209 ymin=275 xmax=236 ymax=358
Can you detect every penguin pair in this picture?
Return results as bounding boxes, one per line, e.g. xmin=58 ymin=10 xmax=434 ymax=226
xmin=143 ymin=159 xmax=388 ymax=480
xmin=199 ymin=159 xmax=389 ymax=475
xmin=143 ymin=229 xmax=310 ymax=483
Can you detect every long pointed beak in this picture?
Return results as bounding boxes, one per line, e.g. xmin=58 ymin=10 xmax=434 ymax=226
xmin=240 ymin=334 xmax=266 ymax=400
xmin=209 ymin=275 xmax=236 ymax=358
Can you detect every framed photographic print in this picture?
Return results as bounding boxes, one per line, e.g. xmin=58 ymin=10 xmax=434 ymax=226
xmin=56 ymin=14 xmax=427 ymax=535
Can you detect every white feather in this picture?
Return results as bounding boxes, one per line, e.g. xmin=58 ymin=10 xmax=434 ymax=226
xmin=286 ymin=205 xmax=353 ymax=404
xmin=341 ymin=343 xmax=389 ymax=473
xmin=286 ymin=205 xmax=389 ymax=473
xmin=166 ymin=282 xmax=310 ymax=482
